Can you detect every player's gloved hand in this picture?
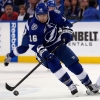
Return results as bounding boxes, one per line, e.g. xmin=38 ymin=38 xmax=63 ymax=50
xmin=37 ymin=45 xmax=54 ymax=61
xmin=61 ymin=28 xmax=73 ymax=44
xmin=42 ymin=51 xmax=54 ymax=61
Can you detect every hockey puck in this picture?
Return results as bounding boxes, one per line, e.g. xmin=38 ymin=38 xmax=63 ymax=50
xmin=13 ymin=90 xmax=19 ymax=96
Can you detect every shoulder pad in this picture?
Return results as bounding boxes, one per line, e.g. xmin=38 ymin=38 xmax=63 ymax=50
xmin=54 ymin=9 xmax=61 ymax=14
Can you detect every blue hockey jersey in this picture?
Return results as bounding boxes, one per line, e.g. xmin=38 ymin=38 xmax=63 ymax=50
xmin=29 ymin=10 xmax=72 ymax=53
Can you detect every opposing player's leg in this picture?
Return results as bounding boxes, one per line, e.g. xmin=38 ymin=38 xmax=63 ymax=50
xmin=4 ymin=34 xmax=29 ymax=66
xmin=86 ymin=76 xmax=100 ymax=95
xmin=38 ymin=54 xmax=78 ymax=96
xmin=54 ymin=44 xmax=99 ymax=94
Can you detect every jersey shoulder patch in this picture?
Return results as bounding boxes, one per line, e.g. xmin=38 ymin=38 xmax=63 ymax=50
xmin=31 ymin=23 xmax=38 ymax=30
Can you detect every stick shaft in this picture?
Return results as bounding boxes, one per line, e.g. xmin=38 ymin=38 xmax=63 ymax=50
xmin=12 ymin=42 xmax=64 ymax=90
xmin=72 ymin=9 xmax=83 ymax=25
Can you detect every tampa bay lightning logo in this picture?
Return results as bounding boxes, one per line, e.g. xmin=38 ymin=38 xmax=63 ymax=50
xmin=31 ymin=23 xmax=38 ymax=30
xmin=45 ymin=23 xmax=57 ymax=43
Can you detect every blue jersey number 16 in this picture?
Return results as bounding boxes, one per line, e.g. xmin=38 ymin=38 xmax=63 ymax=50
xmin=29 ymin=35 xmax=37 ymax=42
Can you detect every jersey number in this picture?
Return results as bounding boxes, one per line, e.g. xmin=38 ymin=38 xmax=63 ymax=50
xmin=29 ymin=35 xmax=37 ymax=42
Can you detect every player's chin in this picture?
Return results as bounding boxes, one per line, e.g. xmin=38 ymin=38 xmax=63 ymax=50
xmin=41 ymin=20 xmax=47 ymax=23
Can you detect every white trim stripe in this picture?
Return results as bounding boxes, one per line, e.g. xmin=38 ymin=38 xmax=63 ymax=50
xmin=37 ymin=45 xmax=44 ymax=53
xmin=54 ymin=68 xmax=66 ymax=79
xmin=77 ymin=70 xmax=87 ymax=80
xmin=25 ymin=21 xmax=29 ymax=31
xmin=13 ymin=47 xmax=20 ymax=56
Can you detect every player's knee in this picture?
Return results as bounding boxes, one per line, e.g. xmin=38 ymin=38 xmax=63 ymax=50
xmin=47 ymin=56 xmax=62 ymax=73
xmin=68 ymin=62 xmax=83 ymax=75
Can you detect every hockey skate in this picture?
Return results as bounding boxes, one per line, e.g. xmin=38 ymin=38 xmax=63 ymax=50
xmin=86 ymin=84 xmax=100 ymax=95
xmin=4 ymin=53 xmax=11 ymax=66
xmin=68 ymin=84 xmax=78 ymax=96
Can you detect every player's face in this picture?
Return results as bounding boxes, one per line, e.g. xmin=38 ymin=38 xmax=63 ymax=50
xmin=48 ymin=7 xmax=55 ymax=11
xmin=37 ymin=14 xmax=48 ymax=23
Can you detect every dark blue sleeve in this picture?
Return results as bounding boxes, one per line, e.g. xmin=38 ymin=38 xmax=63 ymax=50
xmin=29 ymin=21 xmax=44 ymax=53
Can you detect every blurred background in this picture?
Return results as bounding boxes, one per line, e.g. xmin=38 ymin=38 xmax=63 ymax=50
xmin=0 ymin=0 xmax=100 ymax=20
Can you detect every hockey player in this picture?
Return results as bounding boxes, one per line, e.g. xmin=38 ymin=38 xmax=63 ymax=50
xmin=28 ymin=2 xmax=99 ymax=95
xmin=4 ymin=2 xmax=99 ymax=96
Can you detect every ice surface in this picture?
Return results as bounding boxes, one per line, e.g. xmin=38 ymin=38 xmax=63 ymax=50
xmin=0 ymin=63 xmax=100 ymax=100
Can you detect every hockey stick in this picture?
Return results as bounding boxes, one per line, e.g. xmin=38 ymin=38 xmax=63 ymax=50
xmin=5 ymin=42 xmax=64 ymax=91
xmin=72 ymin=9 xmax=83 ymax=25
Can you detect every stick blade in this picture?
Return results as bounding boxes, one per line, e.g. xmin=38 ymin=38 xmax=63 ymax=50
xmin=5 ymin=83 xmax=14 ymax=91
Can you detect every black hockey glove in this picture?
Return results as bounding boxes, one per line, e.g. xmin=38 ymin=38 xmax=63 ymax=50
xmin=37 ymin=45 xmax=53 ymax=61
xmin=42 ymin=51 xmax=54 ymax=61
xmin=61 ymin=28 xmax=73 ymax=44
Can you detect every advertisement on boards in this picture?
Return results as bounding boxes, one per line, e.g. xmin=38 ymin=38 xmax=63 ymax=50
xmin=10 ymin=22 xmax=18 ymax=62
xmin=0 ymin=21 xmax=100 ymax=63
xmin=0 ymin=23 xmax=10 ymax=56
xmin=68 ymin=22 xmax=100 ymax=56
